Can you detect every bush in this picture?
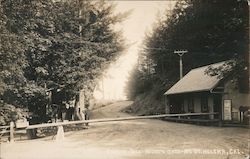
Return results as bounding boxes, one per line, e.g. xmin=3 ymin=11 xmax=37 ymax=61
xmin=0 ymin=101 xmax=28 ymax=125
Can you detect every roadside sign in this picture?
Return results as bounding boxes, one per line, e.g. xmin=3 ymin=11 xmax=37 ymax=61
xmin=223 ymin=99 xmax=232 ymax=121
xmin=16 ymin=119 xmax=29 ymax=128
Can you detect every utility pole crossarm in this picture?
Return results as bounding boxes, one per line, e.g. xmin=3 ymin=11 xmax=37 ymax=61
xmin=174 ymin=50 xmax=188 ymax=56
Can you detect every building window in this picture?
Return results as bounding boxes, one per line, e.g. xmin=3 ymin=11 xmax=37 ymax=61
xmin=188 ymin=98 xmax=194 ymax=113
xmin=201 ymin=96 xmax=208 ymax=112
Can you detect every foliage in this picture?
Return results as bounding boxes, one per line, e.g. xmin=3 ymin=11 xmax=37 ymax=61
xmin=0 ymin=0 xmax=126 ymax=124
xmin=0 ymin=6 xmax=27 ymax=95
xmin=0 ymin=101 xmax=28 ymax=125
xmin=125 ymin=65 xmax=154 ymax=100
xmin=0 ymin=1 xmax=30 ymax=124
xmin=145 ymin=0 xmax=248 ymax=81
xmin=126 ymin=0 xmax=248 ymax=113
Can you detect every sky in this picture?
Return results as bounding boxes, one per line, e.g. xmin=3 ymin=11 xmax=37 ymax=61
xmin=93 ymin=1 xmax=175 ymax=100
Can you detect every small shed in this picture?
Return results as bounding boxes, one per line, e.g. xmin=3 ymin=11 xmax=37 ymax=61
xmin=164 ymin=61 xmax=250 ymax=124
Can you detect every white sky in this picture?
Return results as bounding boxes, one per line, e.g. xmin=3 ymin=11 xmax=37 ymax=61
xmin=94 ymin=1 xmax=175 ymax=100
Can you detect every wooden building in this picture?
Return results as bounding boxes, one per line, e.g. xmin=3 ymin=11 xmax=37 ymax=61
xmin=164 ymin=61 xmax=250 ymax=124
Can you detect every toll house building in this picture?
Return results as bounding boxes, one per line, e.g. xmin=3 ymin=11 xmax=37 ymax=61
xmin=164 ymin=62 xmax=250 ymax=125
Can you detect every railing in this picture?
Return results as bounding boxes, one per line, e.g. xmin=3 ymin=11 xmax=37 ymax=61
xmin=26 ymin=112 xmax=218 ymax=129
xmin=0 ymin=125 xmax=10 ymax=137
xmin=4 ymin=112 xmax=219 ymax=142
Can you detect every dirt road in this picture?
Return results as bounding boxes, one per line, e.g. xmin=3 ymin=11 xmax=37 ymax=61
xmin=1 ymin=101 xmax=249 ymax=159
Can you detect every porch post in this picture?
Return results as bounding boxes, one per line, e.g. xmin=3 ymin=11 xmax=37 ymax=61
xmin=208 ymin=96 xmax=214 ymax=120
xmin=165 ymin=96 xmax=170 ymax=114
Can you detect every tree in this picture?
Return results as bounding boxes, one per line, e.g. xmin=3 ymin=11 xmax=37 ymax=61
xmin=126 ymin=0 xmax=248 ymax=113
xmin=146 ymin=0 xmax=247 ymax=79
xmin=125 ymin=65 xmax=153 ymax=100
xmin=0 ymin=2 xmax=30 ymax=125
xmin=1 ymin=0 xmax=127 ymax=124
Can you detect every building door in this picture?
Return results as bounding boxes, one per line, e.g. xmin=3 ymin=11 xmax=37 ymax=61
xmin=213 ymin=95 xmax=222 ymax=119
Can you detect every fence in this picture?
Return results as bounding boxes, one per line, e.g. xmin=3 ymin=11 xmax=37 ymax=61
xmin=3 ymin=112 xmax=219 ymax=142
xmin=0 ymin=125 xmax=10 ymax=138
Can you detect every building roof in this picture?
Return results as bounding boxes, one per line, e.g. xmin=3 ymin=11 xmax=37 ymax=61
xmin=164 ymin=61 xmax=228 ymax=95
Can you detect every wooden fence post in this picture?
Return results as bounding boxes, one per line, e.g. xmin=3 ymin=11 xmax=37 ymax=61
xmin=56 ymin=125 xmax=64 ymax=141
xmin=9 ymin=121 xmax=14 ymax=143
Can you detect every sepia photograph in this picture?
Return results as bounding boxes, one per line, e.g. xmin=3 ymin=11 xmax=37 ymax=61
xmin=0 ymin=0 xmax=250 ymax=159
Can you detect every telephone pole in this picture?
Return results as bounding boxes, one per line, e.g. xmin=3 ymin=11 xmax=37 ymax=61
xmin=174 ymin=50 xmax=188 ymax=79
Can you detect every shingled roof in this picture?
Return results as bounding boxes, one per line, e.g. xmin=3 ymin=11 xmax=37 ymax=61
xmin=164 ymin=61 xmax=229 ymax=95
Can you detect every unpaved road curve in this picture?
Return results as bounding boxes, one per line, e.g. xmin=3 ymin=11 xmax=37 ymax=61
xmin=1 ymin=101 xmax=249 ymax=159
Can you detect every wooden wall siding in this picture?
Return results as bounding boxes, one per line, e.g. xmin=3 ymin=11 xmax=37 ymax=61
xmin=223 ymin=80 xmax=250 ymax=110
xmin=222 ymin=80 xmax=250 ymax=122
xmin=182 ymin=94 xmax=212 ymax=115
